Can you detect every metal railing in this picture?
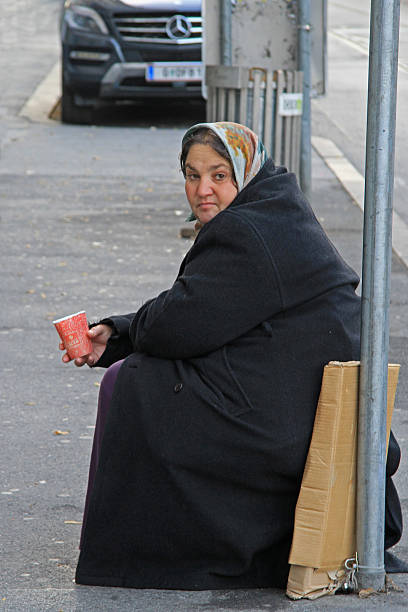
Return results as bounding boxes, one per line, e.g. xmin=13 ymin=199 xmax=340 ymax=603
xmin=206 ymin=65 xmax=303 ymax=176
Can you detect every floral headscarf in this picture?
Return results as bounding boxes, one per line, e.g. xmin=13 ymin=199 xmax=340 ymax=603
xmin=182 ymin=122 xmax=268 ymax=221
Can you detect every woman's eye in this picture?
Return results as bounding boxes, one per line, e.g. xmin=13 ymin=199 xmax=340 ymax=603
xmin=186 ymin=174 xmax=198 ymax=181
xmin=215 ymin=173 xmax=226 ymax=180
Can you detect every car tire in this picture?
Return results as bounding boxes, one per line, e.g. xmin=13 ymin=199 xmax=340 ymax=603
xmin=61 ymin=80 xmax=94 ymax=125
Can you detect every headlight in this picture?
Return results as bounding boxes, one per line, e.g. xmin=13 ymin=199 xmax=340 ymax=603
xmin=63 ymin=5 xmax=109 ymax=35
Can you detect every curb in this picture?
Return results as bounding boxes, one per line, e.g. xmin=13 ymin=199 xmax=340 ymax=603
xmin=19 ymin=61 xmax=60 ymax=124
xmin=312 ymin=136 xmax=408 ymax=269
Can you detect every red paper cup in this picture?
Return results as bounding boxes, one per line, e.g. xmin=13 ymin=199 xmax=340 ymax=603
xmin=53 ymin=311 xmax=93 ymax=359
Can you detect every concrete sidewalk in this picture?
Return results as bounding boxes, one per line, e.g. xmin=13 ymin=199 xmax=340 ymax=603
xmin=1 ymin=118 xmax=407 ymax=611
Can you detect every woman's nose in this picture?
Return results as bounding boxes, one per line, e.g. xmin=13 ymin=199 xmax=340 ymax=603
xmin=197 ymin=176 xmax=213 ymax=196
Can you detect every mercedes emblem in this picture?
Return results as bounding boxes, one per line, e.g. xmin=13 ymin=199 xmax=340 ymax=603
xmin=165 ymin=15 xmax=192 ymax=40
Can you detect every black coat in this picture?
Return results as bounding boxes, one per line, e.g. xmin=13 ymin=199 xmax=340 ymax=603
xmin=75 ymin=161 xmax=386 ymax=589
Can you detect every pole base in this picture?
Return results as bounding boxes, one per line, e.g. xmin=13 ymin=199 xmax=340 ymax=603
xmin=357 ymin=570 xmax=385 ymax=592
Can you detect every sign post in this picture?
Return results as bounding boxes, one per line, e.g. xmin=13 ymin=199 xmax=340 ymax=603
xmin=357 ymin=0 xmax=400 ymax=591
xmin=298 ymin=0 xmax=312 ymax=199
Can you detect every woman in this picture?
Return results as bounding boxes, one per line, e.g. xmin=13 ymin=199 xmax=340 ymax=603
xmin=62 ymin=122 xmax=402 ymax=589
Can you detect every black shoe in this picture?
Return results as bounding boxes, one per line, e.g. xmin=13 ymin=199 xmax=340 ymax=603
xmin=384 ymin=550 xmax=408 ymax=573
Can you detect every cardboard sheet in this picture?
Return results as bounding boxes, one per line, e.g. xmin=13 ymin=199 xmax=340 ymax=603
xmin=286 ymin=361 xmax=400 ymax=599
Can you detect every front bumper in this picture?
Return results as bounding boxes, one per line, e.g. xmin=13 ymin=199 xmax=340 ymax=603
xmin=100 ymin=62 xmax=202 ymax=99
xmin=62 ymin=29 xmax=202 ymax=101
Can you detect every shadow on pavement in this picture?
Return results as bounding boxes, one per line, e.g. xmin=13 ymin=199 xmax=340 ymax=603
xmin=51 ymin=97 xmax=207 ymax=129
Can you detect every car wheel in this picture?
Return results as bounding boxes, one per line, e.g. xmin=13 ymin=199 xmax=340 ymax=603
xmin=61 ymin=81 xmax=94 ymax=125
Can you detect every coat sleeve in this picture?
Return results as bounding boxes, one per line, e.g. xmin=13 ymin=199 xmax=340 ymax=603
xmin=90 ymin=313 xmax=136 ymax=367
xmin=130 ymin=211 xmax=283 ymax=359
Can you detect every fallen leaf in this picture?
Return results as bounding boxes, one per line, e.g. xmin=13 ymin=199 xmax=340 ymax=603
xmin=64 ymin=520 xmax=82 ymax=524
xmin=94 ymin=382 xmax=100 ymax=387
xmin=54 ymin=430 xmax=69 ymax=436
xmin=41 ymin=293 xmax=47 ymax=299
xmin=358 ymin=587 xmax=376 ymax=598
xmin=26 ymin=289 xmax=35 ymax=294
xmin=25 ymin=401 xmax=37 ymax=406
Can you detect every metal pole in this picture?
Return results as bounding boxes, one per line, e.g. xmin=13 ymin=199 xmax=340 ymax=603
xmin=357 ymin=0 xmax=400 ymax=591
xmin=220 ymin=0 xmax=232 ymax=65
xmin=298 ymin=0 xmax=312 ymax=199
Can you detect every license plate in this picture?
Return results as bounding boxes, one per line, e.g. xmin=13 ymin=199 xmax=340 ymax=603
xmin=145 ymin=62 xmax=202 ymax=82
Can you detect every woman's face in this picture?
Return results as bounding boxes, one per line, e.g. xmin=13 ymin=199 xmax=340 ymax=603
xmin=184 ymin=144 xmax=238 ymax=225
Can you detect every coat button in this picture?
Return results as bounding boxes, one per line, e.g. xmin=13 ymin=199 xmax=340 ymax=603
xmin=174 ymin=383 xmax=183 ymax=393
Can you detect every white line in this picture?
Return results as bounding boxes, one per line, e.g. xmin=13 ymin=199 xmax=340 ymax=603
xmin=19 ymin=61 xmax=61 ymax=123
xmin=312 ymin=136 xmax=408 ymax=269
xmin=329 ymin=30 xmax=408 ymax=73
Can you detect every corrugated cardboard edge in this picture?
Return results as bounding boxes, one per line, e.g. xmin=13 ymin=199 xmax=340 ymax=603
xmin=288 ymin=361 xmax=360 ymax=569
xmin=286 ymin=361 xmax=400 ymax=600
xmin=286 ymin=566 xmax=339 ymax=600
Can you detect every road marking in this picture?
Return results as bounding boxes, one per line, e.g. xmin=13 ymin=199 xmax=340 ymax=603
xmin=313 ymin=136 xmax=408 ymax=269
xmin=330 ymin=29 xmax=408 ymax=73
xmin=19 ymin=61 xmax=61 ymax=123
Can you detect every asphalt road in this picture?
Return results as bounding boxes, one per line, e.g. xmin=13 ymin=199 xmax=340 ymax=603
xmin=1 ymin=2 xmax=408 ymax=611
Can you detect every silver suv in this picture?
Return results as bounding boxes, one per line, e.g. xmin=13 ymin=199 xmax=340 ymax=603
xmin=60 ymin=0 xmax=202 ymax=123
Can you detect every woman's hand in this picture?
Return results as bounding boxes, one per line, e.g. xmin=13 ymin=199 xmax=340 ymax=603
xmin=60 ymin=324 xmax=113 ymax=367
